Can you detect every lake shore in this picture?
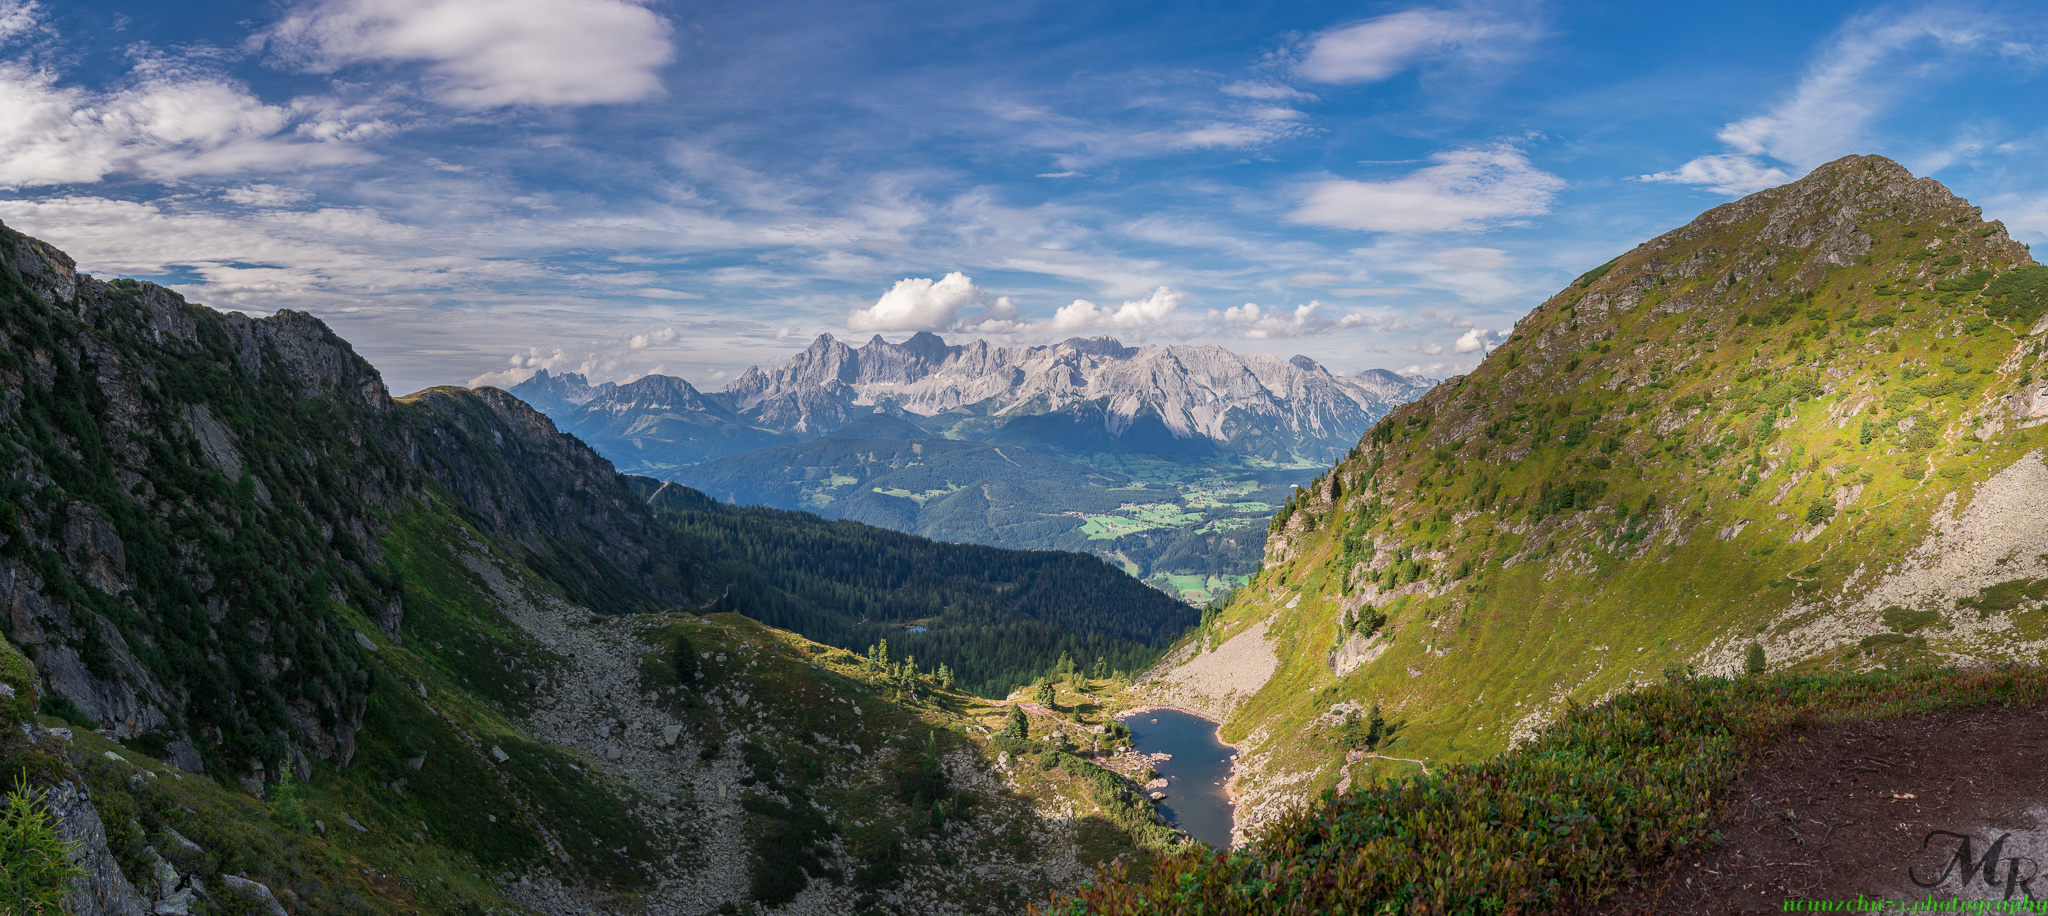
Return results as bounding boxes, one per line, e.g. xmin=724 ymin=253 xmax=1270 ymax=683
xmin=1115 ymin=705 xmax=1245 ymax=843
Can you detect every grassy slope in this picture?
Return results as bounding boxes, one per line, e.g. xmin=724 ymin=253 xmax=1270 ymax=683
xmin=1189 ymin=155 xmax=2048 ymax=826
xmin=8 ymin=496 xmax=1175 ymax=913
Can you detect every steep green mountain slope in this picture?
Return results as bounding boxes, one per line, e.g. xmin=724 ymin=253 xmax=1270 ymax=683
xmin=1140 ymin=155 xmax=2048 ymax=842
xmin=0 ymin=222 xmax=1189 ymax=913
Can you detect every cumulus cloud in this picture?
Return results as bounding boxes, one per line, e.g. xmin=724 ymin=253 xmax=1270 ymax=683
xmin=1044 ymin=287 xmax=1188 ymax=333
xmin=1453 ymin=327 xmax=1505 ymax=353
xmin=1637 ymin=10 xmax=1988 ymax=196
xmin=848 ymin=272 xmax=1010 ymax=333
xmin=0 ymin=53 xmax=374 ymax=188
xmin=264 ymin=0 xmax=674 ymax=108
xmin=1287 ymin=145 xmax=1564 ymax=232
xmin=1295 ymin=8 xmax=1529 ymax=84
xmin=628 ymin=327 xmax=678 ymax=349
xmin=467 ymin=324 xmax=699 ymax=388
xmin=1219 ymin=300 xmax=1366 ymax=339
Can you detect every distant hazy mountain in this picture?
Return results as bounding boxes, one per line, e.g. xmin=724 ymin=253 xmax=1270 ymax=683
xmin=513 ymin=333 xmax=1435 ymax=468
xmin=509 ymin=335 xmax=1437 ymax=602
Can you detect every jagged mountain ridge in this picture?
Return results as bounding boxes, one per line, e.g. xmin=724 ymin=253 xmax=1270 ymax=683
xmin=1138 ymin=155 xmax=2048 ymax=843
xmin=519 ymin=332 xmax=1436 ymax=466
xmin=514 ymin=335 xmax=1435 ymax=603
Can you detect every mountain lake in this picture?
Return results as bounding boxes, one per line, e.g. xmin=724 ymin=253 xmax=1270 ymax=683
xmin=1122 ymin=707 xmax=1237 ymax=848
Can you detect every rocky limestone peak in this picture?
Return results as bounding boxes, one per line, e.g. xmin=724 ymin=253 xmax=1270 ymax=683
xmin=606 ymin=373 xmax=718 ymax=411
xmin=1056 ymin=336 xmax=1132 ymax=358
xmin=507 ymin=368 xmax=615 ymax=413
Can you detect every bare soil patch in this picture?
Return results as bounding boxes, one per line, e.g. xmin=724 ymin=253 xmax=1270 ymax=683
xmin=1591 ymin=701 xmax=2048 ymax=913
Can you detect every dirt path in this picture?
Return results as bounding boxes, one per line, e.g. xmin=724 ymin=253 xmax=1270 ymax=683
xmin=1589 ymin=702 xmax=2048 ymax=914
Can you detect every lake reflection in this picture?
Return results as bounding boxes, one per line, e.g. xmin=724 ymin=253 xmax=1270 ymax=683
xmin=1121 ymin=708 xmax=1236 ymax=849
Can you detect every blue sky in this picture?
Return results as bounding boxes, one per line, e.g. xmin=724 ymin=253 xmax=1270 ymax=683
xmin=1 ymin=0 xmax=2044 ymax=394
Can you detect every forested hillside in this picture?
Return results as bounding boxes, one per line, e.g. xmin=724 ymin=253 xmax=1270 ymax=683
xmin=637 ymin=480 xmax=1196 ymax=697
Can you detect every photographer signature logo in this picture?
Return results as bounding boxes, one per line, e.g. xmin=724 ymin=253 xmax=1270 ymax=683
xmin=1911 ymin=830 xmax=2040 ymax=901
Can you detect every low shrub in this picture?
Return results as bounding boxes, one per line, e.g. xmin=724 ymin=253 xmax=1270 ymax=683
xmin=1047 ymin=665 xmax=2048 ymax=915
xmin=0 ymin=774 xmax=84 ymax=912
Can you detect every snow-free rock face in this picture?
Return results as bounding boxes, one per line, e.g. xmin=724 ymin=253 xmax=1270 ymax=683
xmin=712 ymin=333 xmax=1434 ymax=461
xmin=513 ymin=334 xmax=1436 ymax=466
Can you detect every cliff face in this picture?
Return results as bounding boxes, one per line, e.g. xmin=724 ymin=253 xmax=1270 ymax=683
xmin=1156 ymin=155 xmax=2048 ymax=841
xmin=0 ymin=220 xmax=703 ymax=785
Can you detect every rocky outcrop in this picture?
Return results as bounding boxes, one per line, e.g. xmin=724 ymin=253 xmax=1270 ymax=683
xmin=44 ymin=778 xmax=150 ymax=916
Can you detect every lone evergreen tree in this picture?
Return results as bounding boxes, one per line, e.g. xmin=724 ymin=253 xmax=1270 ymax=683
xmin=1003 ymin=704 xmax=1028 ymax=738
xmin=672 ymin=633 xmax=698 ymax=684
xmin=1033 ymin=679 xmax=1057 ymax=710
xmin=1091 ymin=656 xmax=1108 ymax=679
xmin=1745 ymin=642 xmax=1766 ymax=676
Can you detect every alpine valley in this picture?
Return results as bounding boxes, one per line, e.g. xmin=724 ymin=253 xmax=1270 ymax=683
xmin=509 ymin=335 xmax=1434 ymax=604
xmin=8 ymin=154 xmax=2048 ymax=916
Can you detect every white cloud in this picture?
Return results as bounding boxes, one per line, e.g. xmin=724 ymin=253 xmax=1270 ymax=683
xmin=1453 ymin=327 xmax=1504 ymax=353
xmin=1637 ymin=10 xmax=1988 ymax=196
xmin=1287 ymin=146 xmax=1564 ymax=232
xmin=1636 ymin=154 xmax=1791 ymax=196
xmin=848 ymin=272 xmax=1016 ymax=333
xmin=628 ymin=327 xmax=677 ymax=349
xmin=1295 ymin=8 xmax=1526 ymax=84
xmin=1221 ymin=81 xmax=1314 ymax=101
xmin=1220 ymin=300 xmax=1365 ymax=339
xmin=1428 ymin=246 xmax=1510 ymax=271
xmin=264 ymin=0 xmax=674 ymax=108
xmin=222 ymin=183 xmax=316 ymax=207
xmin=1041 ymin=287 xmax=1188 ymax=333
xmin=0 ymin=55 xmax=372 ymax=189
xmin=0 ymin=0 xmax=51 ymax=47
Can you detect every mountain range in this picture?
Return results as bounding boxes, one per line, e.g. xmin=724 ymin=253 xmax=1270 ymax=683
xmin=511 ymin=335 xmax=1434 ymax=601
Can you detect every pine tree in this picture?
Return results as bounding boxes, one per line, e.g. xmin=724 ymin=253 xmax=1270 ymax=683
xmin=1091 ymin=656 xmax=1108 ymax=679
xmin=936 ymin=663 xmax=954 ymax=690
xmin=671 ymin=633 xmax=698 ymax=684
xmin=1003 ymin=704 xmax=1028 ymax=738
xmin=1745 ymin=642 xmax=1766 ymax=676
xmin=1033 ymin=679 xmax=1056 ymax=710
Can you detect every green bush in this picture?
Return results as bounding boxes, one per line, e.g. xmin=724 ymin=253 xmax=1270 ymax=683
xmin=1051 ymin=666 xmax=2048 ymax=915
xmin=671 ymin=633 xmax=698 ymax=685
xmin=1982 ymin=266 xmax=2048 ymax=327
xmin=1881 ymin=606 xmax=1943 ymax=634
xmin=0 ymin=774 xmax=83 ymax=912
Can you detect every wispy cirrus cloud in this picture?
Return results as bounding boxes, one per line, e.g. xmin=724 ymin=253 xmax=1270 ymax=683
xmin=261 ymin=0 xmax=675 ymax=108
xmin=1287 ymin=145 xmax=1564 ymax=233
xmin=1639 ymin=9 xmax=1995 ymax=195
xmin=1293 ymin=6 xmax=1539 ymax=85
